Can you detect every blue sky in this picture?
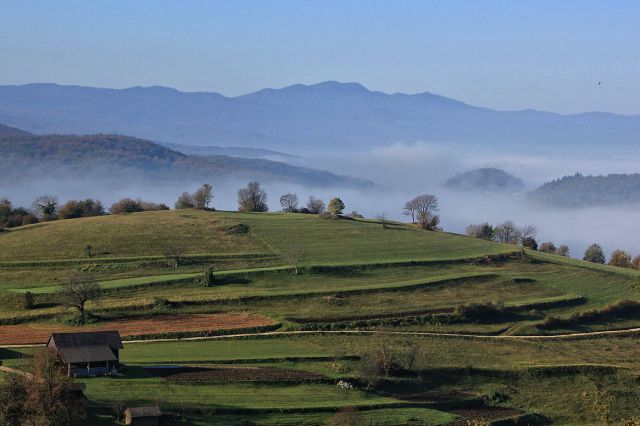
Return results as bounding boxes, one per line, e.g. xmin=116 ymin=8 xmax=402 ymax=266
xmin=1 ymin=0 xmax=638 ymax=114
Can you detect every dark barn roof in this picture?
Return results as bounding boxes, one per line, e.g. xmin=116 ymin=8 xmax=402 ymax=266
xmin=47 ymin=331 xmax=123 ymax=364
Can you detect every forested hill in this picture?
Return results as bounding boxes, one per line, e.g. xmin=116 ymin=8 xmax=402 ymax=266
xmin=0 ymin=123 xmax=32 ymax=137
xmin=528 ymin=173 xmax=640 ymax=207
xmin=445 ymin=168 xmax=524 ymax=192
xmin=0 ymin=131 xmax=372 ymax=188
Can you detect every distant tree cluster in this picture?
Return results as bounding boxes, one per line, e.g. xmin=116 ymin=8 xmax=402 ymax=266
xmin=276 ymin=192 xmax=348 ymax=218
xmin=538 ymin=242 xmax=571 ymax=257
xmin=0 ymin=197 xmax=38 ymax=228
xmin=403 ymin=194 xmax=440 ymax=230
xmin=466 ymin=220 xmax=539 ymax=247
xmin=110 ymin=198 xmax=169 ymax=214
xmin=581 ymin=244 xmax=640 ymax=269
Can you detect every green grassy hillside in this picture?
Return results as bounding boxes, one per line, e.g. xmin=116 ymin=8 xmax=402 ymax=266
xmin=2 ymin=209 xmax=640 ymax=425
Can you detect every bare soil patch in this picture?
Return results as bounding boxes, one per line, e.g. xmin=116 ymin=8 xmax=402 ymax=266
xmin=0 ymin=313 xmax=276 ymax=345
xmin=145 ymin=365 xmax=326 ymax=382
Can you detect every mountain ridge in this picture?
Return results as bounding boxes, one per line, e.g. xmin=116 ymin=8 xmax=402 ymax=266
xmin=1 ymin=81 xmax=639 ymax=153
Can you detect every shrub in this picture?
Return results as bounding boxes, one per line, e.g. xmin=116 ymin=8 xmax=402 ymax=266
xmin=152 ymin=297 xmax=172 ymax=312
xmin=227 ymin=224 xmax=250 ymax=234
xmin=609 ymin=249 xmax=632 ymax=268
xmin=454 ymin=302 xmax=505 ymax=323
xmin=539 ymin=300 xmax=640 ymax=329
xmin=203 ymin=267 xmax=215 ymax=287
xmin=22 ymin=292 xmax=35 ymax=309
xmin=110 ymin=198 xmax=144 ymax=214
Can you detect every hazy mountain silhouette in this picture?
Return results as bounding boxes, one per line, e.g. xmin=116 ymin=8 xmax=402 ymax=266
xmin=0 ymin=82 xmax=638 ymax=154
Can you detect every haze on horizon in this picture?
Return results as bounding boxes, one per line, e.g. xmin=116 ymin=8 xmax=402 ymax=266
xmin=1 ymin=0 xmax=639 ymax=115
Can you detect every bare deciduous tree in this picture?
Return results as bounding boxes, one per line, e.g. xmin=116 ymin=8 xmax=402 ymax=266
xmin=175 ymin=192 xmax=196 ymax=209
xmin=32 ymin=195 xmax=58 ymax=220
xmin=376 ymin=213 xmax=389 ymax=229
xmin=494 ymin=220 xmax=518 ymax=243
xmin=163 ymin=244 xmax=186 ymax=268
xmin=407 ymin=195 xmax=440 ymax=230
xmin=237 ymin=181 xmax=268 ymax=212
xmin=284 ymin=245 xmax=306 ymax=274
xmin=193 ymin=184 xmax=213 ymax=209
xmin=279 ymin=193 xmax=299 ymax=212
xmin=306 ymin=196 xmax=325 ymax=214
xmin=59 ymin=273 xmax=102 ymax=324
xmin=403 ymin=199 xmax=417 ymax=223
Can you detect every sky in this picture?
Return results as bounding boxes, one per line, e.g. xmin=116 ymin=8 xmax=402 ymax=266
xmin=1 ymin=0 xmax=638 ymax=114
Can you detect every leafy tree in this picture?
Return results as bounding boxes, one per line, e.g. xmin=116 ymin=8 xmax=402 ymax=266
xmin=522 ymin=237 xmax=538 ymax=250
xmin=0 ymin=371 xmax=27 ymax=426
xmin=237 ymin=181 xmax=268 ymax=212
xmin=58 ymin=273 xmax=102 ymax=324
xmin=583 ymin=244 xmax=606 ymax=264
xmin=632 ymin=256 xmax=640 ymax=270
xmin=306 ymin=196 xmax=325 ymax=214
xmin=193 ymin=184 xmax=213 ymax=209
xmin=609 ymin=249 xmax=632 ymax=268
xmin=279 ymin=193 xmax=299 ymax=212
xmin=32 ymin=195 xmax=59 ymax=220
xmin=22 ymin=349 xmax=87 ymax=425
xmin=175 ymin=192 xmax=196 ymax=209
xmin=327 ymin=197 xmax=345 ymax=216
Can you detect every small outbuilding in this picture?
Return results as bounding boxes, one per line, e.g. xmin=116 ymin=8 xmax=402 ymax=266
xmin=124 ymin=406 xmax=162 ymax=426
xmin=46 ymin=330 xmax=123 ymax=377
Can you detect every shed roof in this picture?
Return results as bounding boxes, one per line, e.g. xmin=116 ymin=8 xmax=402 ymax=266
xmin=48 ymin=331 xmax=123 ymax=350
xmin=57 ymin=345 xmax=117 ymax=364
xmin=125 ymin=406 xmax=162 ymax=417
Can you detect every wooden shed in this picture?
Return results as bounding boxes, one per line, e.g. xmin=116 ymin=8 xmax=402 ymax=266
xmin=46 ymin=330 xmax=123 ymax=377
xmin=124 ymin=406 xmax=162 ymax=426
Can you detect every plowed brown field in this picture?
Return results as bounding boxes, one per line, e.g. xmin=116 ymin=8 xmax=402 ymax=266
xmin=0 ymin=313 xmax=276 ymax=345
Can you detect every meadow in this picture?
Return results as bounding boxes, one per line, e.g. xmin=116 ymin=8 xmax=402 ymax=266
xmin=1 ymin=209 xmax=639 ymax=424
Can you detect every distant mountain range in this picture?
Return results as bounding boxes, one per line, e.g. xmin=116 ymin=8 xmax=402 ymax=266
xmin=445 ymin=168 xmax=525 ymax=192
xmin=0 ymin=128 xmax=372 ymax=188
xmin=529 ymin=173 xmax=640 ymax=207
xmin=1 ymin=82 xmax=638 ymax=154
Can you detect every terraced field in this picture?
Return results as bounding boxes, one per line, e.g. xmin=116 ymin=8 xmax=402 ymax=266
xmin=1 ymin=209 xmax=640 ymax=424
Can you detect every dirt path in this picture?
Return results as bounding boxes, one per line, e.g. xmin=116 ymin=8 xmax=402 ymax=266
xmin=2 ymin=325 xmax=638 ymax=349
